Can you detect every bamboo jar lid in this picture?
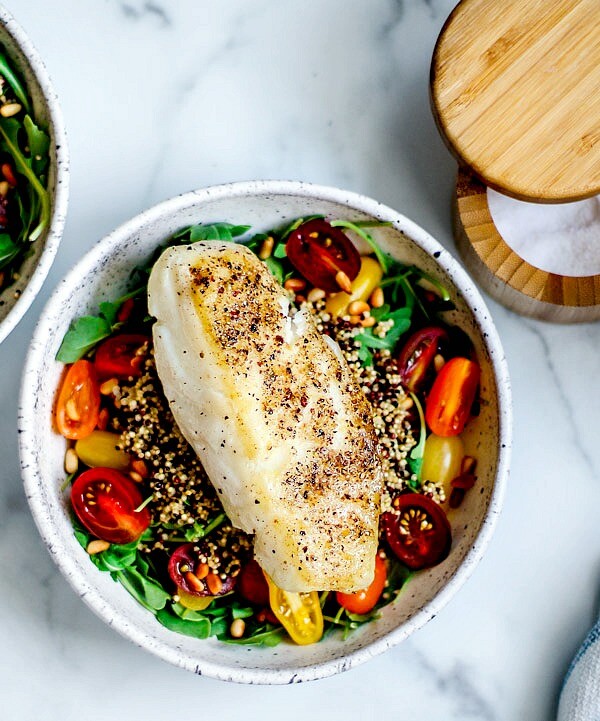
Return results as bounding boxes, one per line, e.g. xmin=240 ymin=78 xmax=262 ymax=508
xmin=431 ymin=0 xmax=600 ymax=203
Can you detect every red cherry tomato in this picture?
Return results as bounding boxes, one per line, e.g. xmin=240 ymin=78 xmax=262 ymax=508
xmin=56 ymin=360 xmax=101 ymax=440
xmin=71 ymin=467 xmax=151 ymax=544
xmin=94 ymin=334 xmax=148 ymax=379
xmin=382 ymin=494 xmax=451 ymax=570
xmin=336 ymin=553 xmax=387 ymax=614
xmin=425 ymin=357 xmax=480 ymax=437
xmin=397 ymin=326 xmax=448 ymax=393
xmin=168 ymin=543 xmax=237 ymax=597
xmin=285 ymin=219 xmax=361 ymax=292
xmin=238 ymin=559 xmax=269 ymax=606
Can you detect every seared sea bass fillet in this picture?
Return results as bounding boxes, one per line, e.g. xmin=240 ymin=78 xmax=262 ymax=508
xmin=147 ymin=241 xmax=383 ymax=592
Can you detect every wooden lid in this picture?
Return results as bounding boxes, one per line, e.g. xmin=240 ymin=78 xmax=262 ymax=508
xmin=431 ymin=0 xmax=600 ymax=203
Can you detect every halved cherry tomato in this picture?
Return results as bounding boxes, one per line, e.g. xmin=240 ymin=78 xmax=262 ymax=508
xmin=265 ymin=574 xmax=323 ymax=645
xmin=425 ymin=357 xmax=480 ymax=436
xmin=71 ymin=467 xmax=150 ymax=544
xmin=382 ymin=494 xmax=451 ymax=570
xmin=286 ymin=219 xmax=360 ymax=292
xmin=421 ymin=433 xmax=464 ymax=500
xmin=177 ymin=588 xmax=214 ymax=611
xmin=336 ymin=553 xmax=387 ymax=615
xmin=397 ymin=326 xmax=448 ymax=392
xmin=94 ymin=334 xmax=148 ymax=379
xmin=168 ymin=542 xmax=236 ymax=597
xmin=238 ymin=559 xmax=270 ymax=606
xmin=74 ymin=430 xmax=130 ymax=471
xmin=56 ymin=360 xmax=101 ymax=440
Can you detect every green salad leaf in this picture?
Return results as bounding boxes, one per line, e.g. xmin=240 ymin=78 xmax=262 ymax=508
xmin=0 ymin=52 xmax=31 ymax=113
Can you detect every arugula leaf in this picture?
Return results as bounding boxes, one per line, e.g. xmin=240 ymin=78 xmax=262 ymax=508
xmin=56 ymin=315 xmax=112 ymax=362
xmin=0 ymin=233 xmax=18 ymax=268
xmin=23 ymin=114 xmax=50 ymax=177
xmin=223 ymin=626 xmax=286 ymax=647
xmin=273 ymin=241 xmax=287 ymax=258
xmin=92 ymin=540 xmax=139 ymax=572
xmin=156 ymin=608 xmax=212 ymax=638
xmin=407 ymin=393 xmax=426 ymax=484
xmin=0 ymin=53 xmax=30 ymax=112
xmin=330 ymin=219 xmax=389 ymax=273
xmin=264 ymin=256 xmax=284 ymax=284
xmin=115 ymin=567 xmax=170 ymax=612
xmin=189 ymin=222 xmax=250 ymax=242
xmin=0 ymin=117 xmax=49 ymax=242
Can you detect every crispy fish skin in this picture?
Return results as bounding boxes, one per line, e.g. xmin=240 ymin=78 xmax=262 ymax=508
xmin=148 ymin=241 xmax=383 ymax=592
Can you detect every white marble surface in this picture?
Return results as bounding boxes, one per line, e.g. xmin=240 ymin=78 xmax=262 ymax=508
xmin=1 ymin=1 xmax=599 ymax=718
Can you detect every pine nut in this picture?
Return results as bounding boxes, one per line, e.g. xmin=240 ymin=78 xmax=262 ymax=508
xmin=64 ymin=447 xmax=78 ymax=474
xmin=461 ymin=456 xmax=477 ymax=474
xmin=230 ymin=618 xmax=245 ymax=638
xmin=361 ymin=315 xmax=376 ymax=328
xmin=433 ymin=354 xmax=445 ymax=373
xmin=206 ymin=572 xmax=223 ymax=595
xmin=306 ymin=287 xmax=326 ymax=303
xmin=65 ymin=398 xmax=80 ymax=421
xmin=129 ymin=471 xmax=143 ymax=483
xmin=349 ymin=315 xmax=362 ymax=325
xmin=87 ymin=539 xmax=110 ymax=555
xmin=369 ymin=287 xmax=384 ymax=308
xmin=195 ymin=563 xmax=209 ymax=579
xmin=348 ymin=300 xmax=370 ymax=316
xmin=0 ymin=181 xmax=9 ymax=196
xmin=335 ymin=270 xmax=352 ymax=293
xmin=100 ymin=378 xmax=118 ymax=395
xmin=130 ymin=459 xmax=148 ymax=478
xmin=258 ymin=236 xmax=274 ymax=259
xmin=185 ymin=572 xmax=205 ymax=593
xmin=283 ymin=277 xmax=306 ymax=292
xmin=295 ymin=294 xmax=306 ymax=304
xmin=0 ymin=102 xmax=22 ymax=117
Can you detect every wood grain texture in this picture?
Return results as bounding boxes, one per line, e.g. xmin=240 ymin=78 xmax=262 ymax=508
xmin=432 ymin=0 xmax=600 ymax=202
xmin=454 ymin=168 xmax=600 ymax=322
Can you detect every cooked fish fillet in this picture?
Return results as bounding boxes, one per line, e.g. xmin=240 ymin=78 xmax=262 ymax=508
xmin=147 ymin=241 xmax=383 ymax=592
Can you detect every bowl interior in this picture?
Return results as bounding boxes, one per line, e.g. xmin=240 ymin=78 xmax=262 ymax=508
xmin=0 ymin=8 xmax=68 ymax=342
xmin=20 ymin=183 xmax=509 ymax=683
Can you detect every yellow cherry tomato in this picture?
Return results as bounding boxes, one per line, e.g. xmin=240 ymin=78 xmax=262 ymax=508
xmin=177 ymin=588 xmax=214 ymax=611
xmin=266 ymin=575 xmax=323 ymax=645
xmin=75 ymin=430 xmax=130 ymax=471
xmin=421 ymin=433 xmax=464 ymax=500
xmin=325 ymin=256 xmax=383 ymax=317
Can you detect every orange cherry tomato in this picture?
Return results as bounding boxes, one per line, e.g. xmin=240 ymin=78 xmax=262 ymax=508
xmin=336 ymin=553 xmax=387 ymax=615
xmin=425 ymin=357 xmax=480 ymax=437
xmin=55 ymin=360 xmax=101 ymax=440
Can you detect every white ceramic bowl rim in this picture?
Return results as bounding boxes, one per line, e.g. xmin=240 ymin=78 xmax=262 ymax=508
xmin=0 ymin=3 xmax=69 ymax=343
xmin=20 ymin=180 xmax=511 ymax=684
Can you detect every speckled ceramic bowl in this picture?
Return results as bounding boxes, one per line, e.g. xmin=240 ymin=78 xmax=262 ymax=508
xmin=0 ymin=5 xmax=69 ymax=344
xmin=19 ymin=181 xmax=511 ymax=684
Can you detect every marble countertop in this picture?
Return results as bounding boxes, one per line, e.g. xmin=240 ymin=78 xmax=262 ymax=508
xmin=1 ymin=1 xmax=599 ymax=719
